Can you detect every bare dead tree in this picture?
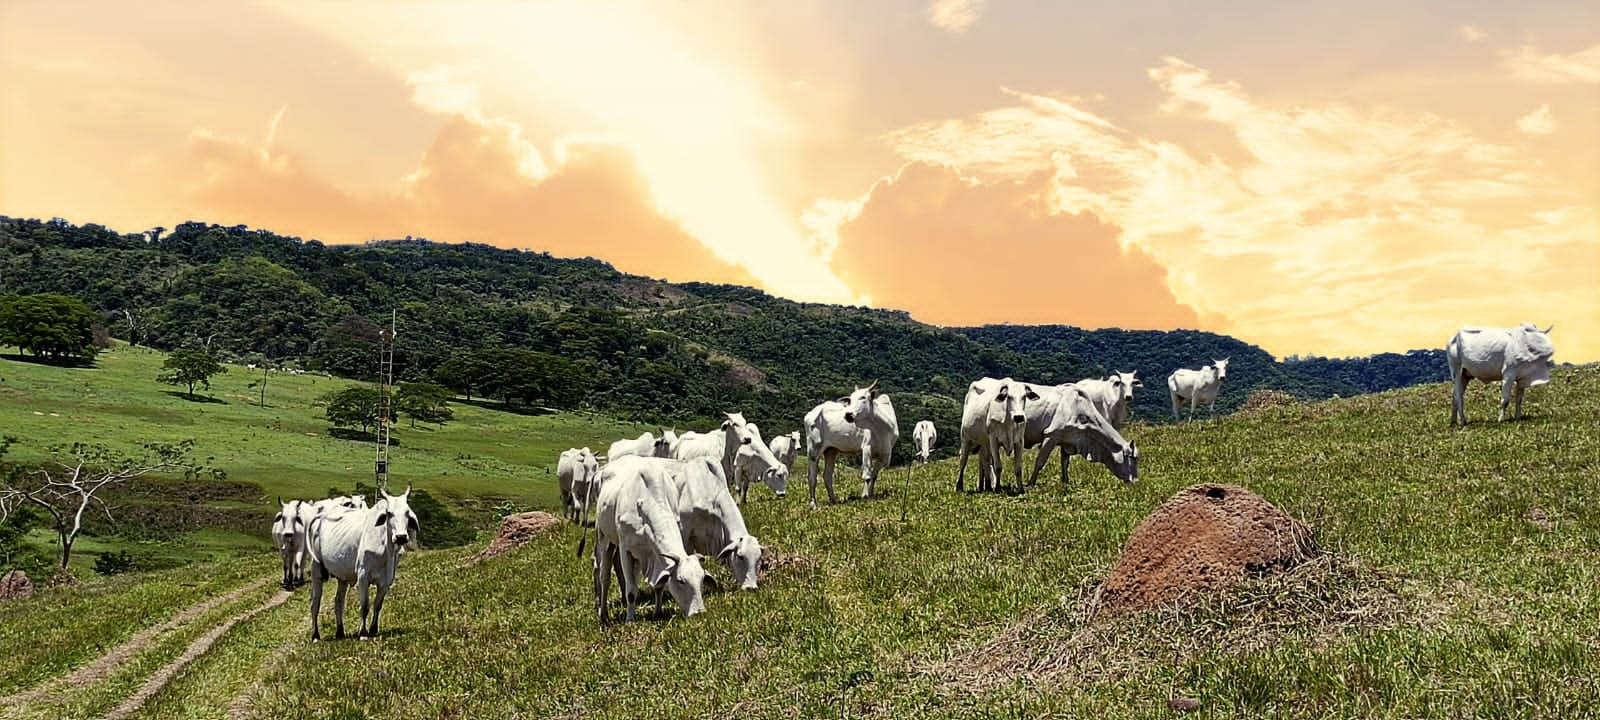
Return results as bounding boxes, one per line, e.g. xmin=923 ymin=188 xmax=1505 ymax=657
xmin=1 ymin=440 xmax=205 ymax=569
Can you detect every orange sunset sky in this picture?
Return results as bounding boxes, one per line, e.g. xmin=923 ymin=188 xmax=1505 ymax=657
xmin=2 ymin=1 xmax=1596 ymax=360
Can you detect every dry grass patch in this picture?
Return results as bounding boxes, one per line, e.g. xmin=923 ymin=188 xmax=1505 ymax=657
xmin=931 ymin=552 xmax=1414 ymax=694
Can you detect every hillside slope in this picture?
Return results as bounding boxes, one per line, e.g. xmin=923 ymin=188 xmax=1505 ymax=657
xmin=4 ymin=365 xmax=1595 ymax=718
xmin=2 ymin=216 xmax=1445 ymax=428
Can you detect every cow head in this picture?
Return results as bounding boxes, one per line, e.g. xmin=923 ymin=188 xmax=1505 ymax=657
xmin=273 ymin=498 xmax=302 ymax=544
xmin=1211 ymin=358 xmax=1230 ymax=380
xmin=651 ymin=431 xmax=674 ymax=458
xmin=716 ymin=535 xmax=764 ymax=591
xmin=1111 ymin=371 xmax=1141 ymax=402
xmin=988 ymin=378 xmax=1040 ymax=426
xmin=655 ymin=553 xmax=707 ymax=616
xmin=841 ymin=382 xmax=879 ymax=424
xmin=1509 ymin=323 xmax=1557 ymax=364
xmin=375 ymin=484 xmax=421 ymax=549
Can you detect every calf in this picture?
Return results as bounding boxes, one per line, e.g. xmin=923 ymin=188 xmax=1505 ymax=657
xmin=306 ymin=486 xmax=420 ymax=640
xmin=911 ymin=420 xmax=937 ymax=464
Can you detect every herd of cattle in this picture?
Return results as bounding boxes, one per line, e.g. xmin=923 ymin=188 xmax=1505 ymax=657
xmin=270 ymin=322 xmax=1555 ymax=632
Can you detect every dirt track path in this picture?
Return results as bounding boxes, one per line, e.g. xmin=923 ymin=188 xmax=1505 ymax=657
xmin=0 ymin=578 xmax=272 ymax=710
xmin=100 ymin=589 xmax=292 ymax=720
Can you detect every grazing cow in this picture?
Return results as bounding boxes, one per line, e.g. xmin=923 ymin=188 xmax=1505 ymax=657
xmin=729 ymin=423 xmax=788 ymax=503
xmin=661 ymin=457 xmax=764 ymax=590
xmin=607 ymin=432 xmax=671 ymax=462
xmin=1027 ymin=384 xmax=1139 ymax=485
xmin=1168 ymin=359 xmax=1230 ymax=422
xmin=592 ymin=456 xmax=708 ymax=622
xmin=955 ymin=378 xmax=1040 ymax=493
xmin=557 ymin=447 xmax=600 ymax=523
xmin=911 ymin=420 xmax=937 ymax=463
xmin=306 ymin=486 xmax=420 ymax=640
xmin=1447 ymin=323 xmax=1556 ymax=425
xmin=1074 ymin=371 xmax=1141 ymax=429
xmin=272 ymin=498 xmax=307 ymax=590
xmin=804 ymin=383 xmax=900 ymax=507
xmin=768 ymin=431 xmax=801 ymax=471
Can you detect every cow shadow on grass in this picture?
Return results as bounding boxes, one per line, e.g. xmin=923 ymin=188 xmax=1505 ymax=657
xmin=161 ymin=391 xmax=227 ymax=404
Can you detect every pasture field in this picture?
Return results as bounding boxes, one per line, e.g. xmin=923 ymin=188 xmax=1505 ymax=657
xmin=1 ymin=354 xmax=1596 ymax=717
xmin=0 ymin=345 xmax=646 ymax=572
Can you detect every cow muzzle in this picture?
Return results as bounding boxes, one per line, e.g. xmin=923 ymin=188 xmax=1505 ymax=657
xmin=394 ymin=534 xmax=410 ymax=546
xmin=1011 ymin=414 xmax=1026 ymax=424
xmin=843 ymin=412 xmax=855 ymax=423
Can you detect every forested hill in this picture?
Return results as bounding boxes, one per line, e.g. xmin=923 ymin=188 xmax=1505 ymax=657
xmin=1 ymin=216 xmax=1445 ymax=434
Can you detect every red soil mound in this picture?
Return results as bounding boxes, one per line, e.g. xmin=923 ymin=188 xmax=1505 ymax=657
xmin=477 ymin=511 xmax=563 ymax=560
xmin=1098 ymin=484 xmax=1315 ymax=614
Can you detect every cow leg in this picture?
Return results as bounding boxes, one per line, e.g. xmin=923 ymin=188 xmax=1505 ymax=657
xmin=956 ymin=444 xmax=971 ymax=492
xmin=369 ymin=579 xmax=390 ymax=638
xmin=1011 ymin=444 xmax=1025 ymax=495
xmin=617 ymin=550 xmax=639 ymax=622
xmin=594 ymin=537 xmax=614 ymax=622
xmin=1499 ymin=376 xmax=1515 ymax=422
xmin=1514 ymin=381 xmax=1527 ymax=421
xmin=282 ymin=550 xmax=293 ymax=592
xmin=1451 ymin=374 xmax=1468 ymax=426
xmin=1060 ymin=442 xmax=1071 ymax=486
xmin=308 ymin=562 xmax=324 ymax=641
xmin=1028 ymin=436 xmax=1056 ymax=486
xmin=822 ymin=450 xmax=839 ymax=505
xmin=806 ymin=451 xmax=820 ymax=508
xmin=333 ymin=579 xmax=349 ymax=640
xmin=356 ymin=568 xmax=372 ymax=638
xmin=1171 ymin=393 xmax=1182 ymax=423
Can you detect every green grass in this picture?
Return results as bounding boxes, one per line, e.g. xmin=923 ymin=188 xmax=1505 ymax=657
xmin=0 ymin=344 xmax=649 ymax=572
xmin=2 ymin=352 xmax=1598 ymax=718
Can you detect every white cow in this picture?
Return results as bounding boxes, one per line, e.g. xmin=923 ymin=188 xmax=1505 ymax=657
xmin=804 ymin=383 xmax=900 ymax=507
xmin=557 ymin=447 xmax=600 ymax=524
xmin=1026 ymin=384 xmax=1140 ymax=485
xmin=1168 ymin=359 xmax=1230 ymax=422
xmin=730 ymin=424 xmax=789 ymax=503
xmin=911 ymin=420 xmax=937 ymax=464
xmin=768 ymin=431 xmax=801 ymax=471
xmin=955 ymin=378 xmax=1040 ymax=493
xmin=1074 ymin=370 xmax=1141 ymax=429
xmin=306 ymin=486 xmax=420 ymax=640
xmin=1447 ymin=323 xmax=1555 ymax=425
xmin=272 ymin=498 xmax=307 ymax=590
xmin=592 ymin=456 xmax=708 ymax=622
xmin=661 ymin=457 xmax=764 ymax=590
xmin=607 ymin=432 xmax=671 ymax=462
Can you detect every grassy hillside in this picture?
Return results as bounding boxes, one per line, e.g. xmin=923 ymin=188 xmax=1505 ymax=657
xmin=2 ymin=362 xmax=1596 ymax=718
xmin=0 ymin=345 xmax=646 ymax=573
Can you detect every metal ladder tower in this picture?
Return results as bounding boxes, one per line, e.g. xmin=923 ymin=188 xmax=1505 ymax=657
xmin=374 ymin=309 xmax=396 ymax=490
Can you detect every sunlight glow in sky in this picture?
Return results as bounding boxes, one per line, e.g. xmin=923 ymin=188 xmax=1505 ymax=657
xmin=2 ymin=1 xmax=1596 ymax=360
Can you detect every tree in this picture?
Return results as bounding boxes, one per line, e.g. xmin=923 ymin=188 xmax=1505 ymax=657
xmin=321 ymin=386 xmax=389 ymax=434
xmin=157 ymin=350 xmax=227 ymax=399
xmin=0 ymin=439 xmax=206 ymax=569
xmin=394 ymin=382 xmax=453 ymax=428
xmin=0 ymin=293 xmax=102 ymax=362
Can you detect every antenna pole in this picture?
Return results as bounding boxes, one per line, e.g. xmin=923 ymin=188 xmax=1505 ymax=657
xmin=375 ymin=309 xmax=396 ymax=489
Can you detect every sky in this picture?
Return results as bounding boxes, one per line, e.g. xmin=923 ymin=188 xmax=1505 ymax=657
xmin=2 ymin=1 xmax=1596 ymax=361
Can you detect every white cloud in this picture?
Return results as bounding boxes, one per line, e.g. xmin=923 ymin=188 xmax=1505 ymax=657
xmin=1457 ymin=25 xmax=1486 ymax=42
xmin=1501 ymin=43 xmax=1600 ymax=84
xmin=1517 ymin=104 xmax=1557 ymax=135
xmin=879 ymin=57 xmax=1597 ymax=357
xmin=928 ymin=0 xmax=986 ymax=34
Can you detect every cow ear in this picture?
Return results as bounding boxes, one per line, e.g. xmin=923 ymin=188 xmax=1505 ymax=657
xmin=717 ymin=542 xmax=737 ymax=561
xmin=1025 ymin=385 xmax=1040 ymax=400
xmin=373 ymin=511 xmax=391 ymax=527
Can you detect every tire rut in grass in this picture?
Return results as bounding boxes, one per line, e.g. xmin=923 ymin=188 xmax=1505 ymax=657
xmin=99 ymin=589 xmax=293 ymax=720
xmin=0 ymin=578 xmax=272 ymax=711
